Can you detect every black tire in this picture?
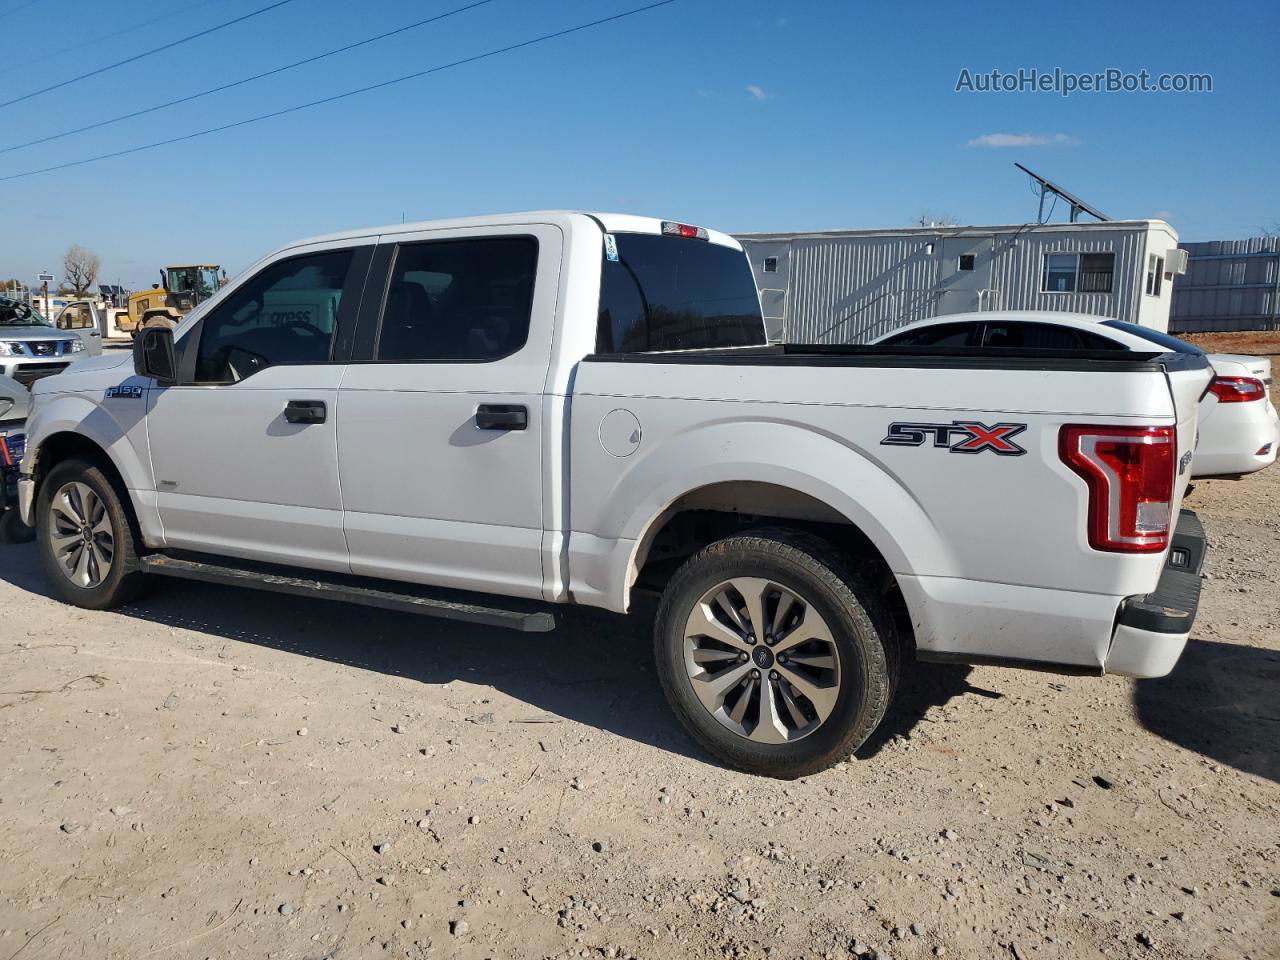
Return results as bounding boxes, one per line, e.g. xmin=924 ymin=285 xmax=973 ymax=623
xmin=0 ymin=508 xmax=35 ymax=544
xmin=36 ymin=458 xmax=151 ymax=610
xmin=654 ymin=527 xmax=895 ymax=778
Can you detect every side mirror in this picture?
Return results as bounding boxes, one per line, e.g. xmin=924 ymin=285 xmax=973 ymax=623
xmin=133 ymin=326 xmax=177 ymax=384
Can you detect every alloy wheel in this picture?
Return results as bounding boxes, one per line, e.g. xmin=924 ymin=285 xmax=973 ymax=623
xmin=682 ymin=577 xmax=841 ymax=743
xmin=48 ymin=481 xmax=114 ymax=589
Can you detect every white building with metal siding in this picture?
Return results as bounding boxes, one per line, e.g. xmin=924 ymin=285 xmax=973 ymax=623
xmin=736 ymin=220 xmax=1182 ymax=343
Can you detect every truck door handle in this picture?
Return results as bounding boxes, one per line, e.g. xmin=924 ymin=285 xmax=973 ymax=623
xmin=475 ymin=403 xmax=527 ymax=431
xmin=284 ymin=399 xmax=327 ymax=424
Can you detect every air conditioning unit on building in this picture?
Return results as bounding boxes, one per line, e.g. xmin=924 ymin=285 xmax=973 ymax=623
xmin=1166 ymin=248 xmax=1189 ymax=275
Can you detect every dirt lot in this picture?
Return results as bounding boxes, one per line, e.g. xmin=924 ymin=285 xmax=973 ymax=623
xmin=2 ymin=471 xmax=1278 ymax=960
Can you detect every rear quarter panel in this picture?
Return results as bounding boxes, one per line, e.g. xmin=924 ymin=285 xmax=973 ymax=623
xmin=568 ymin=359 xmax=1183 ymax=617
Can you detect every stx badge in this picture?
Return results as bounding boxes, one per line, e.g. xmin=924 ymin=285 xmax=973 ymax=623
xmin=881 ymin=420 xmax=1028 ymax=456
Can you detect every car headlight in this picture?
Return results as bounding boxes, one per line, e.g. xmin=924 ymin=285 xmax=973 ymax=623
xmin=0 ymin=342 xmax=20 ymax=357
xmin=0 ymin=398 xmax=11 ymax=417
xmin=67 ymin=339 xmax=85 ymax=353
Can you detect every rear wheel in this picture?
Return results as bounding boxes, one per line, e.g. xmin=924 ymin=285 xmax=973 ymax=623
xmin=36 ymin=459 xmax=150 ymax=609
xmin=654 ymin=528 xmax=895 ymax=777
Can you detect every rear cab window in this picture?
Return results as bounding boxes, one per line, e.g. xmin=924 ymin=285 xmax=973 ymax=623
xmin=596 ymin=234 xmax=765 ymax=353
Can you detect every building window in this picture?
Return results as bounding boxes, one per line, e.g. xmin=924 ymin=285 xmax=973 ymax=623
xmin=763 ymin=257 xmax=778 ymax=273
xmin=958 ymin=254 xmax=975 ymax=272
xmin=1078 ymin=253 xmax=1115 ymax=293
xmin=1042 ymin=252 xmax=1115 ymax=294
xmin=1146 ymin=254 xmax=1164 ymax=296
xmin=1042 ymin=253 xmax=1078 ymax=292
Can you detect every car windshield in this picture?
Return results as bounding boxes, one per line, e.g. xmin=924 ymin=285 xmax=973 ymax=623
xmin=596 ymin=234 xmax=765 ymax=352
xmin=1101 ymin=319 xmax=1204 ymax=355
xmin=0 ymin=298 xmax=52 ymax=327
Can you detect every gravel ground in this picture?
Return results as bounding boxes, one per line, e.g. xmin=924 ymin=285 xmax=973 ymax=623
xmin=1 ymin=461 xmax=1276 ymax=959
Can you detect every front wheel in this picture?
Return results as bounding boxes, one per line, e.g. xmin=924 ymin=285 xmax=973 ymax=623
xmin=36 ymin=459 xmax=150 ymax=609
xmin=654 ymin=528 xmax=895 ymax=778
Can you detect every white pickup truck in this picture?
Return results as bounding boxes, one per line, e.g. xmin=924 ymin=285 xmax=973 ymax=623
xmin=18 ymin=212 xmax=1211 ymax=777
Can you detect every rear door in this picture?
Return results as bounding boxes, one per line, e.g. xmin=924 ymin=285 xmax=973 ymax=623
xmin=146 ymin=242 xmax=372 ymax=571
xmin=335 ymin=223 xmax=562 ymax=600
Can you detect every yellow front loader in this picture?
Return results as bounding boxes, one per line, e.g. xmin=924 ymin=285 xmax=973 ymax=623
xmin=122 ymin=264 xmax=225 ymax=335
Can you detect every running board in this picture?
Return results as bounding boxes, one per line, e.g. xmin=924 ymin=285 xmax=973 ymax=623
xmin=139 ymin=553 xmax=556 ymax=633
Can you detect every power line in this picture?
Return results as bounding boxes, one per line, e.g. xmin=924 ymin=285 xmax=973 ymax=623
xmin=1 ymin=0 xmax=496 ymax=155
xmin=0 ymin=0 xmax=45 ymax=22
xmin=0 ymin=0 xmax=231 ymax=77
xmin=0 ymin=0 xmax=680 ymax=183
xmin=0 ymin=0 xmax=298 ymax=109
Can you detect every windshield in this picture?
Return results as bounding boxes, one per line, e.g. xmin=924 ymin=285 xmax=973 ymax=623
xmin=596 ymin=234 xmax=765 ymax=352
xmin=199 ymin=267 xmax=221 ymax=296
xmin=0 ymin=298 xmax=52 ymax=327
xmin=1101 ymin=320 xmax=1204 ymax=355
xmin=167 ymin=267 xmax=198 ymax=293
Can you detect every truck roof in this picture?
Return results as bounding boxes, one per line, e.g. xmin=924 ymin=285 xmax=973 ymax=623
xmin=282 ymin=211 xmax=743 ymax=253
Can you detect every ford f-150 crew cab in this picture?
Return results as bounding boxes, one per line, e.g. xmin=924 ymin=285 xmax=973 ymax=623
xmin=18 ymin=211 xmax=1212 ymax=777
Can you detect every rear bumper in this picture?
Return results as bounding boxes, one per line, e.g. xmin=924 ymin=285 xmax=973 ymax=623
xmin=1104 ymin=510 xmax=1206 ymax=678
xmin=1192 ymin=405 xmax=1280 ymax=478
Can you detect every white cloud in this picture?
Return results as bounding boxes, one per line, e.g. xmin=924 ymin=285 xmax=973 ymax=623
xmin=745 ymin=84 xmax=767 ymax=101
xmin=966 ymin=132 xmax=1079 ymax=148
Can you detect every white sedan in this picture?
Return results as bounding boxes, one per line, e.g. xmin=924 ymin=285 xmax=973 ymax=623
xmin=872 ymin=311 xmax=1278 ymax=479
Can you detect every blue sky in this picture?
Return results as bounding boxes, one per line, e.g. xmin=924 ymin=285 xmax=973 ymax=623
xmin=1 ymin=0 xmax=1276 ymax=288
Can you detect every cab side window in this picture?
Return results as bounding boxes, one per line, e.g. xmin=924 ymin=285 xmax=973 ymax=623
xmin=194 ymin=249 xmax=355 ymax=383
xmin=376 ymin=237 xmax=537 ymax=362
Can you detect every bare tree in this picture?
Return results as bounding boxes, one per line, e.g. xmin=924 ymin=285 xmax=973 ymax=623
xmin=62 ymin=244 xmax=101 ymax=297
xmin=1259 ymin=221 xmax=1280 ymax=239
xmin=914 ymin=211 xmax=961 ymax=228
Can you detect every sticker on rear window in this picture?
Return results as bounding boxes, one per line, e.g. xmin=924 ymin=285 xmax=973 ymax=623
xmin=603 ymin=233 xmax=619 ymax=263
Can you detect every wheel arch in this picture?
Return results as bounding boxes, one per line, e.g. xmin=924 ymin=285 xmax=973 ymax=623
xmin=32 ymin=431 xmax=130 ymax=510
xmin=28 ymin=411 xmax=157 ymax=545
xmin=608 ymin=426 xmax=954 ymax=599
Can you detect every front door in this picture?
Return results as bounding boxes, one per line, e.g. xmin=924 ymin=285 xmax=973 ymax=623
xmin=146 ymin=244 xmax=370 ymax=572
xmin=336 ymin=224 xmax=561 ymax=600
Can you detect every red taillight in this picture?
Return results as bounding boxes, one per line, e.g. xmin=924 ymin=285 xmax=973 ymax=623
xmin=1208 ymin=376 xmax=1265 ymax=403
xmin=1059 ymin=425 xmax=1176 ymax=553
xmin=660 ymin=221 xmax=709 ymax=240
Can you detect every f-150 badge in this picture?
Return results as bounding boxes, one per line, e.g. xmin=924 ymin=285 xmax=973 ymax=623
xmin=881 ymin=420 xmax=1028 ymax=456
xmin=105 ymin=385 xmax=144 ymax=400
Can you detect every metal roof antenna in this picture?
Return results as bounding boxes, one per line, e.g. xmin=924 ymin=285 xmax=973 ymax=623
xmin=1015 ymin=162 xmax=1110 ymax=224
